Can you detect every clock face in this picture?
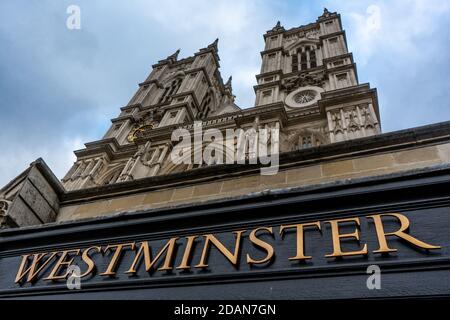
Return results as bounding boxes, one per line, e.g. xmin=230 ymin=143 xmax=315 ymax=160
xmin=127 ymin=123 xmax=155 ymax=142
xmin=285 ymin=86 xmax=323 ymax=109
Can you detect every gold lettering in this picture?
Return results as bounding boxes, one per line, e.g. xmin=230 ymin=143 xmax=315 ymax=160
xmin=367 ymin=213 xmax=441 ymax=253
xmin=126 ymin=238 xmax=178 ymax=274
xmin=80 ymin=246 xmax=102 ymax=277
xmin=100 ymin=243 xmax=135 ymax=276
xmin=325 ymin=217 xmax=368 ymax=257
xmin=246 ymin=227 xmax=274 ymax=265
xmin=176 ymin=235 xmax=198 ymax=270
xmin=279 ymin=222 xmax=321 ymax=260
xmin=13 ymin=213 xmax=442 ymax=283
xmin=15 ymin=252 xmax=58 ymax=283
xmin=44 ymin=249 xmax=81 ymax=281
xmin=195 ymin=230 xmax=245 ymax=268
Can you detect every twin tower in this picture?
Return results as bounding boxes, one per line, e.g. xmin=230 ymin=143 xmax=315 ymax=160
xmin=62 ymin=8 xmax=381 ymax=191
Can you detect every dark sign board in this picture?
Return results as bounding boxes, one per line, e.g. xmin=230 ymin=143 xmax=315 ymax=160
xmin=1 ymin=167 xmax=449 ymax=299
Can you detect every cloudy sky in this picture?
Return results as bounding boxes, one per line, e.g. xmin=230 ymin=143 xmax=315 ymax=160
xmin=1 ymin=0 xmax=450 ymax=187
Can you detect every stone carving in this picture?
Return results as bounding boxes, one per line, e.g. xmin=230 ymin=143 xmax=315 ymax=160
xmin=306 ymin=29 xmax=319 ymax=39
xmin=346 ymin=108 xmax=360 ymax=132
xmin=0 ymin=199 xmax=12 ymax=228
xmin=283 ymin=28 xmax=319 ymax=46
xmin=328 ymin=105 xmax=379 ymax=143
xmin=331 ymin=111 xmax=344 ymax=134
xmin=127 ymin=109 xmax=163 ymax=142
xmin=271 ymin=21 xmax=284 ymax=32
xmin=361 ymin=105 xmax=375 ymax=128
xmin=0 ymin=200 xmax=10 ymax=216
xmin=320 ymin=8 xmax=331 ymax=18
xmin=282 ymin=72 xmax=325 ymax=92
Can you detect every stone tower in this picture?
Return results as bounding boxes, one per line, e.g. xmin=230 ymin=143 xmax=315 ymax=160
xmin=62 ymin=39 xmax=240 ymax=191
xmin=255 ymin=8 xmax=380 ymax=146
xmin=60 ymin=8 xmax=381 ymax=192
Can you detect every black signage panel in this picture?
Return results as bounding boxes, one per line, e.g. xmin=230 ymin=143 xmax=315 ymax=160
xmin=0 ymin=168 xmax=450 ymax=299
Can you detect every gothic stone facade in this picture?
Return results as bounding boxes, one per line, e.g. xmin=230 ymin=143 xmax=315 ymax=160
xmin=60 ymin=8 xmax=380 ymax=193
xmin=1 ymin=9 xmax=450 ymax=300
xmin=1 ymin=8 xmax=445 ymax=228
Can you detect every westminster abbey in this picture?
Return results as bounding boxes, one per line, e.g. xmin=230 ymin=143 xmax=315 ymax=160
xmin=59 ymin=8 xmax=381 ymax=192
xmin=1 ymin=7 xmax=450 ymax=301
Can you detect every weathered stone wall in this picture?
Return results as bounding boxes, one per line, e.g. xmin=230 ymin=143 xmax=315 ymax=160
xmin=0 ymin=159 xmax=63 ymax=228
xmin=57 ymin=142 xmax=450 ymax=222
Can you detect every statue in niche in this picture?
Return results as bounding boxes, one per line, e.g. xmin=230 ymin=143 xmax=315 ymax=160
xmin=346 ymin=109 xmax=360 ymax=132
xmin=331 ymin=112 xmax=344 ymax=134
xmin=361 ymin=106 xmax=375 ymax=128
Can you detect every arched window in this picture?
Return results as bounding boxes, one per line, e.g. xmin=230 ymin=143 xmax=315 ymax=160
xmin=198 ymin=92 xmax=212 ymax=119
xmin=159 ymin=78 xmax=182 ymax=104
xmin=100 ymin=166 xmax=124 ymax=185
xmin=291 ymin=45 xmax=317 ymax=72
xmin=301 ymin=135 xmax=313 ymax=148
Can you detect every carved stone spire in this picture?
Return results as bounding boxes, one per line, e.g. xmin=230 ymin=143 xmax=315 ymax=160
xmin=167 ymin=49 xmax=180 ymax=62
xmin=222 ymin=76 xmax=235 ymax=104
xmin=225 ymin=76 xmax=232 ymax=88
xmin=320 ymin=8 xmax=331 ymax=18
xmin=271 ymin=20 xmax=283 ymax=31
xmin=208 ymin=38 xmax=219 ymax=51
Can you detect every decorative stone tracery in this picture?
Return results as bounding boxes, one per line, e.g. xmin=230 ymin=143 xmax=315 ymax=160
xmin=327 ymin=104 xmax=380 ymax=142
